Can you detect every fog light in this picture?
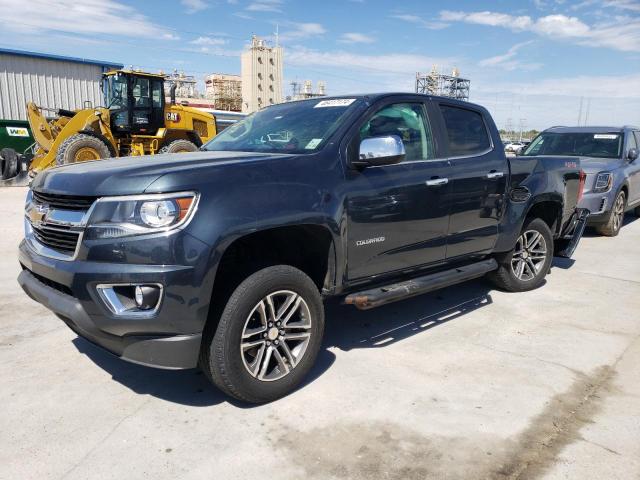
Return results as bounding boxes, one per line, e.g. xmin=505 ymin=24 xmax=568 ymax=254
xmin=135 ymin=286 xmax=144 ymax=307
xmin=96 ymin=283 xmax=163 ymax=317
xmin=134 ymin=285 xmax=161 ymax=310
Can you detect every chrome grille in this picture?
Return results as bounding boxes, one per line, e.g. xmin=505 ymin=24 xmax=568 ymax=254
xmin=31 ymin=224 xmax=80 ymax=254
xmin=32 ymin=191 xmax=96 ymax=211
xmin=26 ymin=190 xmax=94 ymax=259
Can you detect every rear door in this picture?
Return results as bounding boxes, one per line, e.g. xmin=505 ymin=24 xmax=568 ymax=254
xmin=434 ymin=102 xmax=508 ymax=259
xmin=345 ymin=99 xmax=452 ymax=280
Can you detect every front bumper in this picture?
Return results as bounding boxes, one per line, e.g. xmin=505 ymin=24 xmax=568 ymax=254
xmin=579 ymin=191 xmax=612 ymax=225
xmin=18 ymin=236 xmax=212 ymax=369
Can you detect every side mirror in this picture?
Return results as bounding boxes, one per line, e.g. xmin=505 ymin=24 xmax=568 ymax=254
xmin=628 ymin=148 xmax=638 ymax=162
xmin=355 ymin=135 xmax=405 ymax=168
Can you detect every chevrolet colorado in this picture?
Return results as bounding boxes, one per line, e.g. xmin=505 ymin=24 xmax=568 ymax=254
xmin=18 ymin=94 xmax=588 ymax=403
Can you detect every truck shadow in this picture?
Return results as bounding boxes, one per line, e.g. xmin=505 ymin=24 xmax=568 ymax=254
xmin=322 ymin=279 xmax=493 ymax=352
xmin=73 ymin=279 xmax=494 ymax=407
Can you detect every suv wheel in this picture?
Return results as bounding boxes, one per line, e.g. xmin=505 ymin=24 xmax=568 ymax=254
xmin=488 ymin=217 xmax=553 ymax=292
xmin=595 ymin=190 xmax=625 ymax=237
xmin=200 ymin=265 xmax=324 ymax=403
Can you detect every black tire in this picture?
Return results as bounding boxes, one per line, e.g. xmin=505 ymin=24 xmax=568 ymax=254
xmin=0 ymin=148 xmax=19 ymax=179
xmin=488 ymin=217 xmax=554 ymax=292
xmin=595 ymin=190 xmax=626 ymax=237
xmin=158 ymin=139 xmax=198 ymax=154
xmin=200 ymin=265 xmax=324 ymax=403
xmin=55 ymin=133 xmax=111 ymax=166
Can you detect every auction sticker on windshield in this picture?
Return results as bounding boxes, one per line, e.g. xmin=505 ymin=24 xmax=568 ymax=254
xmin=594 ymin=134 xmax=619 ymax=139
xmin=305 ymin=138 xmax=323 ymax=149
xmin=314 ymin=99 xmax=356 ymax=108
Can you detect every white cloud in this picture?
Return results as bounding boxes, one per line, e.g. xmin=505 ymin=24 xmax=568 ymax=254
xmin=602 ymin=0 xmax=640 ymax=12
xmin=439 ymin=9 xmax=640 ymax=52
xmin=162 ymin=33 xmax=181 ymax=41
xmin=391 ymin=14 xmax=449 ymax=30
xmin=478 ymin=41 xmax=542 ymax=71
xmin=476 ymin=73 xmax=640 ymax=99
xmin=190 ymin=36 xmax=228 ymax=46
xmin=473 ymin=73 xmax=640 ymax=129
xmin=0 ymin=0 xmax=162 ymax=38
xmin=246 ymin=0 xmax=283 ymax=12
xmin=286 ymin=46 xmax=455 ymax=77
xmin=339 ymin=32 xmax=375 ymax=44
xmin=181 ymin=0 xmax=208 ymax=13
xmin=279 ymin=22 xmax=326 ymax=42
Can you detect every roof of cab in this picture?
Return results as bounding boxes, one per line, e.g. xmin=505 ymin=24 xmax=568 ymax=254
xmin=289 ymin=92 xmax=485 ymax=110
xmin=545 ymin=126 xmax=638 ymax=134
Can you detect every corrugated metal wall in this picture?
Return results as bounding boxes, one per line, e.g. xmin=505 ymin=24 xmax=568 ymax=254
xmin=0 ymin=53 xmax=105 ymax=121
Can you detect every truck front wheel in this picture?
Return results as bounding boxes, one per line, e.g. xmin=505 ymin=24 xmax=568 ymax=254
xmin=200 ymin=265 xmax=325 ymax=403
xmin=488 ymin=217 xmax=554 ymax=292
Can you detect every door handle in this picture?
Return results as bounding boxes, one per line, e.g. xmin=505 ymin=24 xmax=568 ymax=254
xmin=486 ymin=171 xmax=504 ymax=179
xmin=425 ymin=178 xmax=449 ymax=186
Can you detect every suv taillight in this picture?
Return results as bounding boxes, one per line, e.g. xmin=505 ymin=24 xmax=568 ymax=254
xmin=577 ymin=170 xmax=586 ymax=203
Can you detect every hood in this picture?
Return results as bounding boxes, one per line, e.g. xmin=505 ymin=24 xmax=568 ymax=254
xmin=575 ymin=156 xmax=622 ymax=175
xmin=31 ymin=151 xmax=293 ymax=196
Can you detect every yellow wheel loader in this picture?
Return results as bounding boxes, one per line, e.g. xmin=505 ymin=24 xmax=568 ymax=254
xmin=16 ymin=70 xmax=217 ymax=180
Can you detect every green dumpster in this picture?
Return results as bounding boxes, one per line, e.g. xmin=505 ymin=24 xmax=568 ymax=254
xmin=0 ymin=119 xmax=34 ymax=154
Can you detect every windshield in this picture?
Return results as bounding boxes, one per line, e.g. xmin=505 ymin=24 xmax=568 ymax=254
xmin=522 ymin=132 xmax=622 ymax=159
xmin=104 ymin=74 xmax=128 ymax=110
xmin=203 ymin=98 xmax=361 ymax=154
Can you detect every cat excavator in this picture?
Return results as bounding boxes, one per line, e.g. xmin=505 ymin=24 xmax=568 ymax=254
xmin=0 ymin=69 xmax=217 ymax=185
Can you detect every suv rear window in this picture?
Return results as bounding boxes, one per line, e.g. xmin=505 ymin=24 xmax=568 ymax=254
xmin=439 ymin=105 xmax=491 ymax=156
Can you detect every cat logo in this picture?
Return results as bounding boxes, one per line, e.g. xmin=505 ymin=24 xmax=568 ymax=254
xmin=166 ymin=112 xmax=180 ymax=122
xmin=6 ymin=126 xmax=30 ymax=137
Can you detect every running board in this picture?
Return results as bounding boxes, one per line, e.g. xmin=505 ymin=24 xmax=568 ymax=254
xmin=344 ymin=259 xmax=498 ymax=310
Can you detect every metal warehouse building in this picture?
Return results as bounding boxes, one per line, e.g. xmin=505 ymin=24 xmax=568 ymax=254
xmin=0 ymin=48 xmax=122 ymax=121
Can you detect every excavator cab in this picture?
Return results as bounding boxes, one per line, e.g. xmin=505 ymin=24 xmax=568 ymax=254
xmin=103 ymin=71 xmax=166 ymax=135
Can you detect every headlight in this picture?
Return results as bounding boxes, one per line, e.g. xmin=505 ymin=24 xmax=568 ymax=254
xmin=85 ymin=192 xmax=198 ymax=240
xmin=593 ymin=172 xmax=612 ymax=193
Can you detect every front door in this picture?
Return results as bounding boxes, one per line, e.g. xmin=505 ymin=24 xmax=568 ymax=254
xmin=436 ymin=103 xmax=508 ymax=259
xmin=626 ymin=131 xmax=640 ymax=206
xmin=345 ymin=101 xmax=451 ymax=280
xmin=130 ymin=76 xmax=165 ymax=135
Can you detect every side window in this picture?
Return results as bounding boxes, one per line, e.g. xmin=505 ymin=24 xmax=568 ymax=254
xmin=132 ymin=77 xmax=150 ymax=108
xmin=439 ymin=105 xmax=491 ymax=157
xmin=627 ymin=131 xmax=638 ymax=152
xmin=360 ymin=103 xmax=435 ymax=161
xmin=151 ymin=79 xmax=163 ymax=108
xmin=635 ymin=132 xmax=640 ymax=150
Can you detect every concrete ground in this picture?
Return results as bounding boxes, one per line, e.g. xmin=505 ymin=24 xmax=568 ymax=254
xmin=1 ymin=186 xmax=639 ymax=480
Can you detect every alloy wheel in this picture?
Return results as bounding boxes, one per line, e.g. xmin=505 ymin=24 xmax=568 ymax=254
xmin=511 ymin=230 xmax=548 ymax=281
xmin=240 ymin=290 xmax=312 ymax=382
xmin=612 ymin=193 xmax=625 ymax=233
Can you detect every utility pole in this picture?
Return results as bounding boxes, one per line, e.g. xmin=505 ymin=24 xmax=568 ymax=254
xmin=577 ymin=96 xmax=584 ymax=126
xmin=584 ymin=98 xmax=591 ymax=126
xmin=518 ymin=118 xmax=527 ymax=142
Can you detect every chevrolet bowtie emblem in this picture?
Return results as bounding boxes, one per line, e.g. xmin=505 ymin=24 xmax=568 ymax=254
xmin=29 ymin=203 xmax=49 ymax=226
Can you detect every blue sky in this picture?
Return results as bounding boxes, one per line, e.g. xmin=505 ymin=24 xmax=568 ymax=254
xmin=0 ymin=0 xmax=639 ymax=129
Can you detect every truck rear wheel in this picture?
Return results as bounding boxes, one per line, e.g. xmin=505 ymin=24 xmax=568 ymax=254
xmin=488 ymin=217 xmax=554 ymax=292
xmin=56 ymin=134 xmax=111 ymax=166
xmin=595 ymin=190 xmax=625 ymax=237
xmin=200 ymin=265 xmax=324 ymax=403
xmin=158 ymin=139 xmax=198 ymax=154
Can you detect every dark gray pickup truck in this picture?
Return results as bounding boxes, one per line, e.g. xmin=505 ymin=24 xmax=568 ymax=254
xmin=18 ymin=94 xmax=588 ymax=403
